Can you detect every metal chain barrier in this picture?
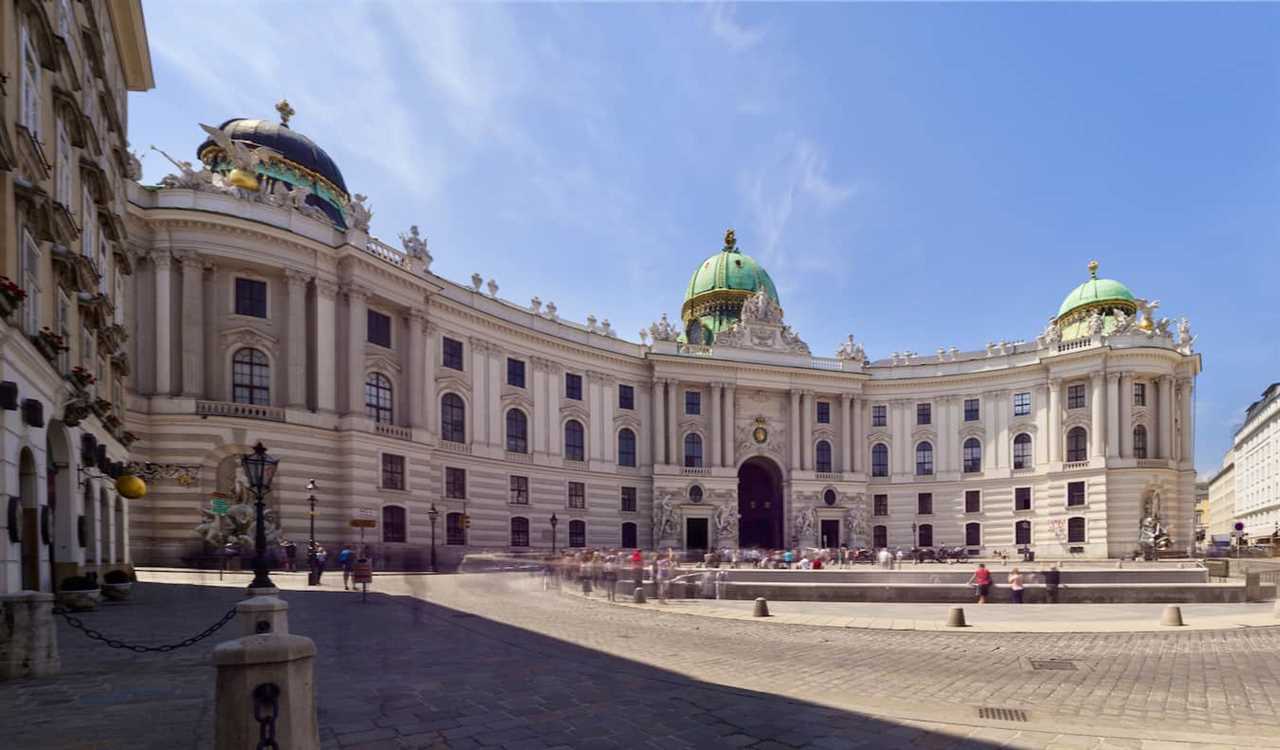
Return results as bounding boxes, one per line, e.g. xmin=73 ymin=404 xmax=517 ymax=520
xmin=52 ymin=605 xmax=238 ymax=653
xmin=253 ymin=683 xmax=281 ymax=750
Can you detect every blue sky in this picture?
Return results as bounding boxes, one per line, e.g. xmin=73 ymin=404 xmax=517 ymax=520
xmin=129 ymin=2 xmax=1280 ymax=477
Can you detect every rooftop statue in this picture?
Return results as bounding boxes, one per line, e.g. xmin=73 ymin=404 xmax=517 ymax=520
xmin=399 ymin=225 xmax=432 ymax=273
xmin=649 ymin=313 xmax=678 ymax=342
xmin=835 ymin=334 xmax=866 ymax=362
xmin=345 ymin=194 xmax=373 ymax=232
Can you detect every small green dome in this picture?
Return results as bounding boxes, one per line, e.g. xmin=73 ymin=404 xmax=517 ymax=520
xmin=1056 ymin=260 xmax=1136 ymax=319
xmin=683 ymin=231 xmax=779 ymax=304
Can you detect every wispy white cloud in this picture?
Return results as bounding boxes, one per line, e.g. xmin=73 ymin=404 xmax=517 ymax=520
xmin=707 ymin=3 xmax=766 ymax=52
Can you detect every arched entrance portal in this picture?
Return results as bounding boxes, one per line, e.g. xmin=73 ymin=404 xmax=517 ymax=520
xmin=738 ymin=457 xmax=783 ymax=549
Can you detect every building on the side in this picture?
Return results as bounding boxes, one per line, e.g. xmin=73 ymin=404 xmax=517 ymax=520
xmin=1194 ymin=480 xmax=1209 ymax=546
xmin=1232 ymin=383 xmax=1280 ymax=542
xmin=122 ymin=111 xmax=1203 ymax=568
xmin=1206 ymin=450 xmax=1236 ymax=541
xmin=1 ymin=0 xmax=153 ymax=594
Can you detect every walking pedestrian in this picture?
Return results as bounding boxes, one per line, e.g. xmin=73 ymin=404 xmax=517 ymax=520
xmin=967 ymin=562 xmax=992 ymax=604
xmin=1008 ymin=567 xmax=1025 ymax=604
xmin=656 ymin=553 xmax=672 ymax=603
xmin=1043 ymin=566 xmax=1061 ymax=603
xmin=312 ymin=544 xmax=328 ymax=585
xmin=630 ymin=548 xmax=644 ymax=590
xmin=337 ymin=544 xmax=355 ymax=590
xmin=602 ymin=554 xmax=617 ymax=601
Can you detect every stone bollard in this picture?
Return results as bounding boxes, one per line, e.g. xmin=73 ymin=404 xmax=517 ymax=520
xmin=213 ymin=594 xmax=318 ymax=750
xmin=753 ymin=597 xmax=770 ymax=617
xmin=633 ymin=587 xmax=647 ymax=604
xmin=1161 ymin=605 xmax=1185 ymax=627
xmin=946 ymin=607 xmax=967 ymax=628
xmin=1245 ymin=572 xmax=1261 ymax=602
xmin=0 ymin=592 xmax=59 ymax=681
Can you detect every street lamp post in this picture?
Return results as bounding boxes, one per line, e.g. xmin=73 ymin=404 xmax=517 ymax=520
xmin=427 ymin=504 xmax=440 ymax=573
xmin=550 ymin=513 xmax=559 ymax=555
xmin=306 ymin=479 xmax=318 ymax=586
xmin=241 ymin=442 xmax=279 ymax=591
xmin=911 ymin=522 xmax=917 ymax=547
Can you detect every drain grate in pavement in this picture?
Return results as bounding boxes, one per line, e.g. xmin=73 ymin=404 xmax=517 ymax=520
xmin=978 ymin=707 xmax=1028 ymax=723
xmin=1029 ymin=659 xmax=1078 ymax=671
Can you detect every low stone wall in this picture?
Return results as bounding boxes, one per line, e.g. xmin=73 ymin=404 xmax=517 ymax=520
xmin=0 ymin=592 xmax=59 ymax=681
xmin=709 ymin=581 xmax=1272 ymax=604
xmin=714 ymin=568 xmax=1210 ymax=585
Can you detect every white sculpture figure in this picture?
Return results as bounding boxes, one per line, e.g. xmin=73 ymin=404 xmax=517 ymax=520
xmin=741 ymin=287 xmax=784 ymax=325
xmin=545 ymin=302 xmax=558 ymax=320
xmin=470 ymin=273 xmax=484 ymax=292
xmin=779 ymin=325 xmax=810 ymax=354
xmin=1135 ymin=298 xmax=1160 ymax=331
xmin=199 ymin=123 xmax=280 ymax=174
xmin=399 ymin=225 xmax=432 ymax=272
xmin=346 ymin=194 xmax=373 ymax=231
xmin=1037 ymin=321 xmax=1062 ymax=348
xmin=601 ymin=320 xmax=614 ymax=337
xmin=152 ymin=145 xmax=216 ymax=189
xmin=843 ymin=493 xmax=869 ymax=547
xmin=126 ymin=146 xmax=144 ymax=181
xmin=794 ymin=506 xmax=816 ymax=540
xmin=949 ymin=346 xmax=959 ymax=360
xmin=1087 ymin=309 xmax=1105 ymax=337
xmin=649 ymin=313 xmax=678 ymax=342
xmin=1154 ymin=317 xmax=1172 ymax=338
xmin=652 ymin=493 xmax=676 ymax=545
xmin=1111 ymin=309 xmax=1133 ymax=335
xmin=714 ymin=503 xmax=739 ymax=542
xmin=530 ymin=296 xmax=542 ymax=313
xmin=586 ymin=314 xmax=597 ymax=332
xmin=836 ymin=334 xmax=865 ymax=362
xmin=1177 ymin=317 xmax=1195 ymax=352
xmin=639 ymin=329 xmax=650 ymax=345
xmin=487 ymin=279 xmax=499 ymax=298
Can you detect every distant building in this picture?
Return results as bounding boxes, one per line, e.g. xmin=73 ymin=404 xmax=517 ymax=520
xmin=1194 ymin=480 xmax=1209 ymax=543
xmin=1207 ymin=451 xmax=1235 ymax=541
xmin=1232 ymin=383 xmax=1280 ymax=541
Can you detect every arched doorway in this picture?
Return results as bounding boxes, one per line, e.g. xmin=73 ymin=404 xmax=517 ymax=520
xmin=18 ymin=448 xmax=41 ymax=591
xmin=738 ymin=457 xmax=783 ymax=549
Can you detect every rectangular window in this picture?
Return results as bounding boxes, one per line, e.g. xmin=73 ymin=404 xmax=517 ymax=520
xmin=1015 ymin=487 xmax=1032 ymax=511
xmin=871 ymin=404 xmax=887 ymax=427
xmin=621 ymin=486 xmax=637 ymax=512
xmin=1133 ymin=382 xmax=1146 ymax=407
xmin=19 ymin=23 xmax=40 ymax=136
xmin=445 ymin=467 xmax=466 ymax=499
xmin=685 ymin=390 xmax=701 ymax=415
xmin=234 ymin=278 xmax=268 ymax=318
xmin=20 ymin=228 xmax=41 ymax=335
xmin=916 ymin=403 xmax=931 ymax=426
xmin=82 ymin=186 xmax=97 ymax=259
xmin=618 ymin=384 xmax=634 ymax=410
xmin=1067 ymin=481 xmax=1086 ymax=507
xmin=446 ymin=513 xmax=467 ymax=546
xmin=381 ymin=454 xmax=405 ymax=490
xmin=917 ymin=493 xmax=933 ymax=515
xmin=965 ymin=490 xmax=981 ymax=514
xmin=507 ymin=358 xmax=525 ymax=388
xmin=56 ymin=118 xmax=71 ymax=205
xmin=509 ymin=475 xmax=529 ymax=505
xmin=873 ymin=494 xmax=889 ymax=516
xmin=568 ymin=482 xmax=586 ymax=509
xmin=1067 ymin=517 xmax=1086 ymax=544
xmin=964 ymin=398 xmax=980 ymax=422
xmin=1015 ymin=521 xmax=1032 ymax=546
xmin=1013 ymin=391 xmax=1031 ymax=417
xmin=442 ymin=337 xmax=464 ymax=370
xmin=367 ymin=310 xmax=392 ymax=347
xmin=382 ymin=507 xmax=406 ymax=543
xmin=816 ymin=401 xmax=831 ymax=424
xmin=1067 ymin=384 xmax=1086 ymax=410
xmin=565 ymin=373 xmax=582 ymax=400
xmin=55 ymin=292 xmax=70 ymax=374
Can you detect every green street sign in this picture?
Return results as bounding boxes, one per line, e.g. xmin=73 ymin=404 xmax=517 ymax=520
xmin=210 ymin=498 xmax=230 ymax=515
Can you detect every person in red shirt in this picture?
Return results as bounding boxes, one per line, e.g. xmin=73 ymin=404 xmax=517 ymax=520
xmin=967 ymin=563 xmax=993 ymax=604
xmin=630 ymin=549 xmax=644 ymax=590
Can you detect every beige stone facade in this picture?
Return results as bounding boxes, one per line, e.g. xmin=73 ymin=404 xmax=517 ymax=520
xmin=1 ymin=0 xmax=152 ymax=594
xmin=1207 ymin=451 xmax=1236 ymax=540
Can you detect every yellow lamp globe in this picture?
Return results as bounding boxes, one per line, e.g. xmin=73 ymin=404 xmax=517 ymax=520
xmin=116 ymin=474 xmax=147 ymax=499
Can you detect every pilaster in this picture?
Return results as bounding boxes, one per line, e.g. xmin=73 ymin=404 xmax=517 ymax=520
xmin=1105 ymin=371 xmax=1121 ymax=458
xmin=284 ymin=269 xmax=308 ymax=409
xmin=343 ymin=285 xmax=368 ymax=417
xmin=314 ymin=279 xmax=339 ymax=412
xmin=153 ymin=253 xmax=173 ymax=395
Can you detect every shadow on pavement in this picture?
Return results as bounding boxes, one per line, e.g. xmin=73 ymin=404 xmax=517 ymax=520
xmin=0 ymin=579 xmax=1003 ymax=749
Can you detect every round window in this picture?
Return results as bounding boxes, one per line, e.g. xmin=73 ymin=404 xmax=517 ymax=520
xmin=689 ymin=485 xmax=704 ymax=503
xmin=823 ymin=489 xmax=837 ymax=506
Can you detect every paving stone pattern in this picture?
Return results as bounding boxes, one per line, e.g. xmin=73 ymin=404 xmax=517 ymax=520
xmin=0 ymin=574 xmax=1276 ymax=750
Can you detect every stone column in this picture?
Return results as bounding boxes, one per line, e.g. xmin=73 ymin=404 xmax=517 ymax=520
xmin=1090 ymin=372 xmax=1106 ymax=458
xmin=547 ymin=363 xmax=561 ymax=457
xmin=422 ymin=318 xmax=436 ymax=434
xmin=801 ymin=391 xmax=814 ymax=471
xmin=651 ymin=379 xmax=665 ymax=465
xmin=852 ymin=397 xmax=864 ymax=473
xmin=1159 ymin=375 xmax=1175 ymax=459
xmin=345 ymin=286 xmax=367 ymax=417
xmin=587 ymin=373 xmax=603 ymax=460
xmin=840 ymin=393 xmax=852 ymax=473
xmin=995 ymin=391 xmax=1009 ymax=469
xmin=666 ymin=379 xmax=679 ymax=465
xmin=153 ymin=253 xmax=173 ymax=395
xmin=1180 ymin=378 xmax=1195 ymax=464
xmin=1047 ymin=379 xmax=1061 ymax=463
xmin=709 ymin=383 xmax=722 ymax=468
xmin=1118 ymin=373 xmax=1132 ymax=458
xmin=407 ymin=311 xmax=427 ymax=429
xmin=531 ymin=357 xmax=548 ymax=454
xmin=470 ymin=339 xmax=489 ymax=443
xmin=934 ymin=396 xmax=949 ymax=472
xmin=789 ymin=389 xmax=802 ymax=469
xmin=179 ymin=253 xmax=204 ymax=398
xmin=723 ymin=384 xmax=736 ymax=467
xmin=284 ymin=270 xmax=308 ymax=409
xmin=894 ymin=400 xmax=910 ymax=475
xmin=487 ymin=347 xmax=502 ymax=444
xmin=314 ymin=280 xmax=338 ymax=412
xmin=1105 ymin=372 xmax=1121 ymax=458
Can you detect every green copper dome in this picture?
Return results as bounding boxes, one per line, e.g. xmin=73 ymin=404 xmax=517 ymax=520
xmin=1056 ymin=261 xmax=1136 ymax=319
xmin=684 ymin=243 xmax=779 ymax=304
xmin=679 ymin=229 xmax=782 ymax=345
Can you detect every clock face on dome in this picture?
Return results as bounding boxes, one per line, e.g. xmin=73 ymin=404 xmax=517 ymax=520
xmin=753 ymin=426 xmax=768 ymax=444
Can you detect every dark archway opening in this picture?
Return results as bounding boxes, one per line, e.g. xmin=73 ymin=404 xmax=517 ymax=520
xmin=738 ymin=457 xmax=783 ymax=549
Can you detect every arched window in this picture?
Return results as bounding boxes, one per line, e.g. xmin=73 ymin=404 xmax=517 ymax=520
xmin=915 ymin=441 xmax=934 ymax=476
xmin=365 ymin=373 xmax=393 ymax=424
xmin=815 ymin=440 xmax=832 ymax=473
xmin=621 ymin=522 xmax=637 ymax=548
xmin=688 ymin=485 xmax=704 ymax=503
xmin=823 ymin=489 xmax=837 ymax=506
xmin=1066 ymin=427 xmax=1088 ymax=462
xmin=1013 ymin=433 xmax=1033 ymax=469
xmin=382 ymin=505 xmax=406 ymax=543
xmin=617 ymin=428 xmax=637 ymax=467
xmin=1015 ymin=520 xmax=1032 ymax=546
xmin=871 ymin=443 xmax=889 ymax=477
xmin=505 ymin=409 xmax=528 ymax=453
xmin=569 ymin=520 xmax=586 ymax=548
xmin=231 ymin=348 xmax=270 ymax=405
xmin=965 ymin=521 xmax=981 ymax=547
xmin=873 ymin=525 xmax=888 ymax=548
xmin=963 ymin=438 xmax=982 ymax=473
xmin=918 ymin=523 xmax=934 ymax=548
xmin=510 ymin=517 xmax=529 ymax=547
xmin=564 ymin=420 xmax=585 ymax=461
xmin=1067 ymin=517 xmax=1086 ymax=544
xmin=441 ymin=393 xmax=466 ymax=443
xmin=684 ymin=433 xmax=703 ymax=468
xmin=1133 ymin=425 xmax=1148 ymax=459
xmin=446 ymin=513 xmax=466 ymax=546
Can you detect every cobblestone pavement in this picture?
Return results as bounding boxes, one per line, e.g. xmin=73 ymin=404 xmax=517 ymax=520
xmin=0 ymin=572 xmax=1277 ymax=749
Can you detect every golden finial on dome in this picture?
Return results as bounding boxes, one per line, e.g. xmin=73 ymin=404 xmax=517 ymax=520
xmin=1088 ymin=259 xmax=1099 ymax=279
xmin=275 ymin=98 xmax=295 ymax=127
xmin=724 ymin=228 xmax=737 ymax=252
